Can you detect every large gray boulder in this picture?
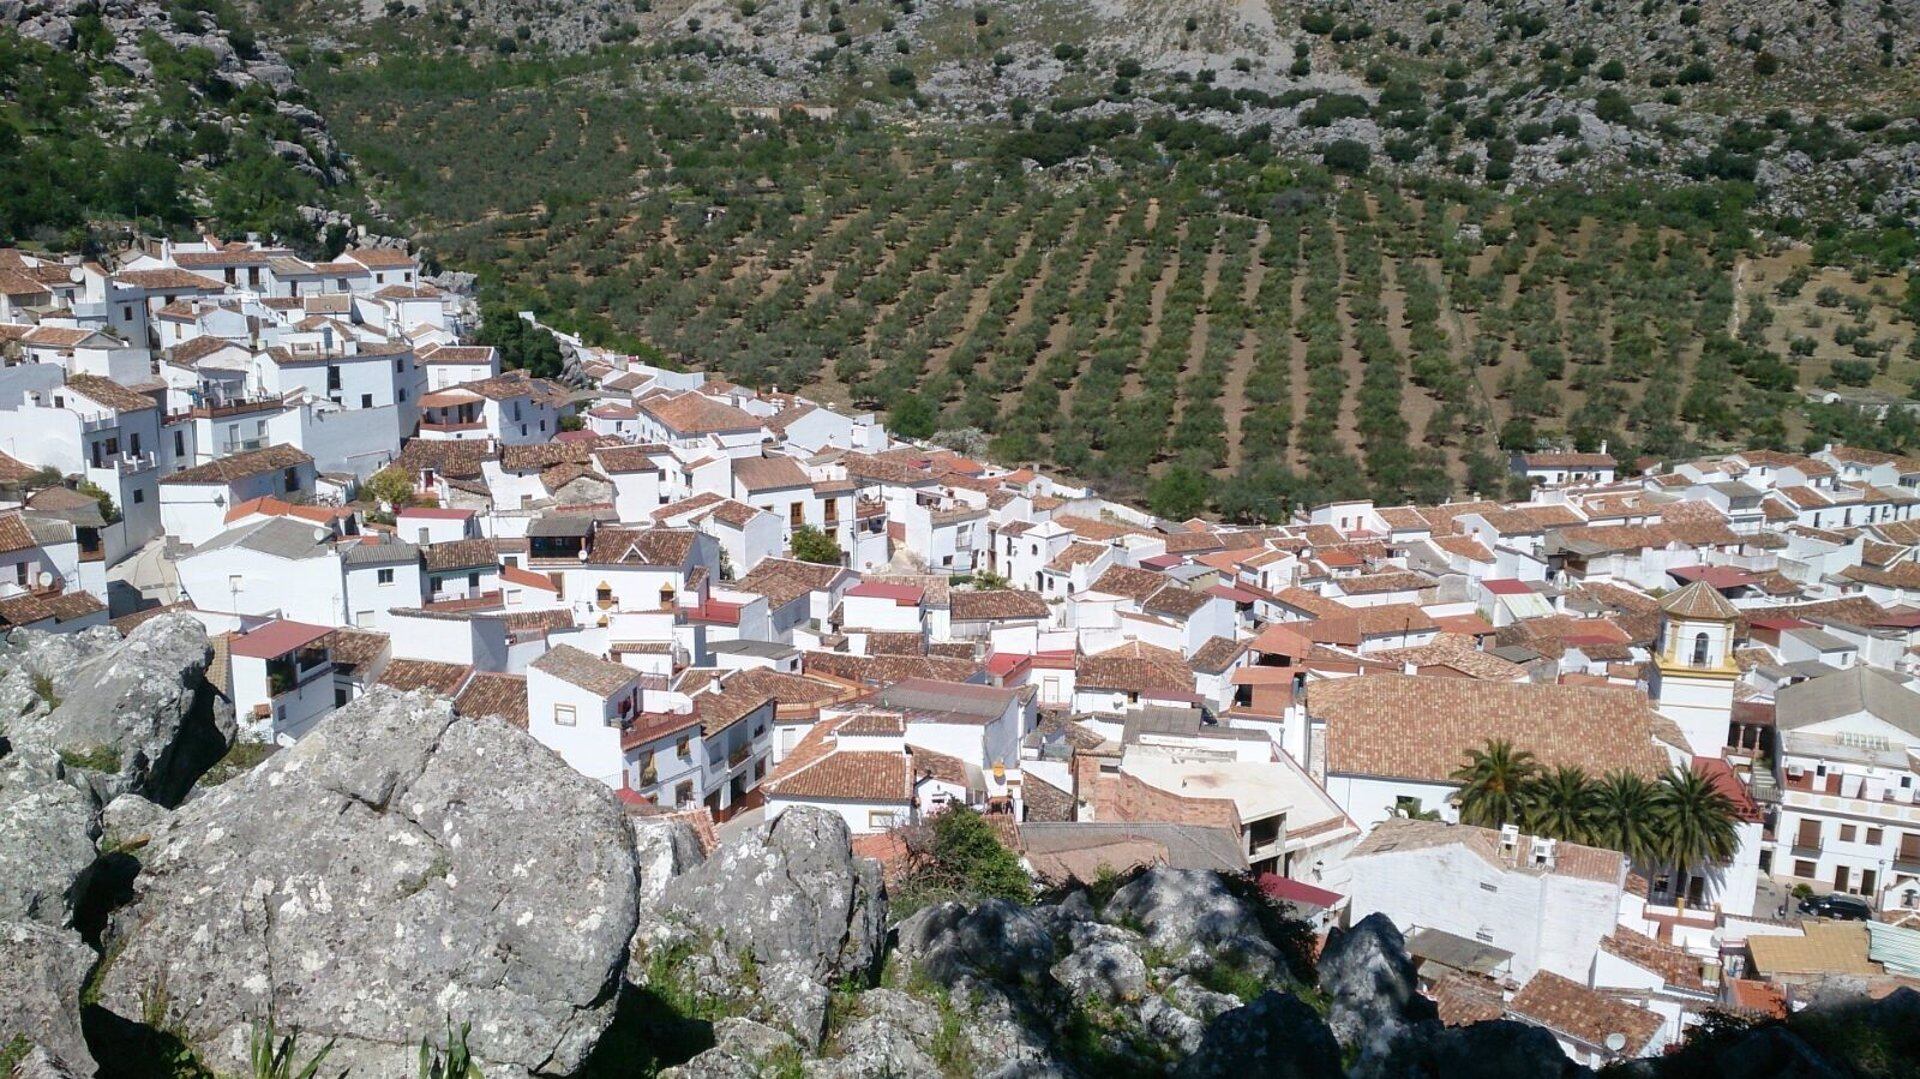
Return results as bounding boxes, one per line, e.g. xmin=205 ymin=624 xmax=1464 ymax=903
xmin=1175 ymin=990 xmax=1343 ymax=1079
xmin=0 ymin=919 xmax=97 ymax=1074
xmin=1103 ymin=868 xmax=1281 ymax=976
xmin=630 ymin=815 xmax=705 ymax=901
xmin=657 ymin=1018 xmax=800 ymax=1079
xmin=93 ymin=689 xmax=639 ymax=1075
xmin=629 ymin=807 xmax=883 ymax=1047
xmin=896 ymin=898 xmax=1057 ymax=990
xmin=4 ymin=613 xmax=229 ymax=805
xmin=648 ymin=807 xmax=883 ymax=982
xmin=1317 ymin=913 xmax=1434 ymax=1060
xmin=0 ymin=624 xmax=118 ymax=726
xmin=1358 ymin=1020 xmax=1585 ymax=1079
xmin=0 ymin=751 xmax=99 ymax=926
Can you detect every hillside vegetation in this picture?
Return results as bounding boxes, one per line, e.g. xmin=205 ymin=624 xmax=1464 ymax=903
xmin=1 ymin=0 xmax=355 ymax=250
xmin=306 ymin=47 xmax=1920 ymax=516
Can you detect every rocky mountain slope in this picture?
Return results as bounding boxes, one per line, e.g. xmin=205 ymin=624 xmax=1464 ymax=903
xmin=0 ymin=0 xmax=356 ymax=248
xmin=258 ymin=0 xmax=1917 ymax=223
xmin=3 ymin=617 xmax=1917 ymax=1077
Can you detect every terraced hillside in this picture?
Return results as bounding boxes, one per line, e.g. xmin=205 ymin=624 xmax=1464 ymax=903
xmin=308 ymin=54 xmax=1918 ymax=517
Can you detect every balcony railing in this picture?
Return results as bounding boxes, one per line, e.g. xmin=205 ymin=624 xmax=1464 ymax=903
xmin=727 ymin=743 xmax=752 ymax=769
xmin=221 ymin=437 xmax=268 ymax=455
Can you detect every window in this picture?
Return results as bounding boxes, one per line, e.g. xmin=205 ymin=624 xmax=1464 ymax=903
xmin=1690 ymin=631 xmax=1710 ymax=666
xmin=867 ymin=810 xmax=900 ymax=830
xmin=674 ymin=780 xmax=694 ymax=806
xmin=283 ymin=467 xmax=299 ymax=493
xmin=467 ymin=571 xmax=480 ymax=589
xmin=676 ymin=736 xmax=691 ymax=761
xmin=174 ymin=431 xmax=185 ymax=456
xmin=377 ymin=568 xmax=395 ymax=585
xmin=1795 ymin=859 xmax=1816 ymax=878
xmin=132 ymin=489 xmax=144 ymax=504
xmin=1866 ymin=828 xmax=1884 ymax=846
xmin=553 ymin=704 xmax=576 ymax=726
xmin=361 ymin=394 xmax=373 ymax=409
xmin=1840 ymin=825 xmax=1857 ymax=843
xmin=14 ymin=562 xmax=26 ymax=585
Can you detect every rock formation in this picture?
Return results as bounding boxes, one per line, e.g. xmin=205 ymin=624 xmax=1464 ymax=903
xmin=3 ymin=613 xmax=229 ymax=806
xmin=91 ymin=689 xmax=639 ymax=1075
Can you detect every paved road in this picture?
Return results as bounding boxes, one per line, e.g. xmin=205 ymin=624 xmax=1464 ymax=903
xmin=106 ymin=536 xmax=182 ymax=616
xmin=716 ymin=804 xmax=767 ymax=845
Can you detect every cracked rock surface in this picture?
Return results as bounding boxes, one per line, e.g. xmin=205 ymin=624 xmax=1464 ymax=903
xmin=93 ymin=688 xmax=639 ymax=1075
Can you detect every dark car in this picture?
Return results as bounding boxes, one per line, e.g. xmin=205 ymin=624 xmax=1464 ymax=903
xmin=1798 ymin=893 xmax=1873 ymax=921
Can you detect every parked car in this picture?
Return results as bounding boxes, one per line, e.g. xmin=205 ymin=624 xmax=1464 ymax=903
xmin=1797 ymin=893 xmax=1873 ymax=921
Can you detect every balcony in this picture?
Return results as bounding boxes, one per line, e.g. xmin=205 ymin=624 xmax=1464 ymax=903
xmin=726 ymin=743 xmax=752 ymax=769
xmin=1790 ymin=843 xmax=1823 ymax=860
xmin=221 ymin=437 xmax=268 ymax=455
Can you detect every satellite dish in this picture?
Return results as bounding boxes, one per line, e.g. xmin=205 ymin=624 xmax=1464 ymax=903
xmin=36 ymin=570 xmax=53 ymax=588
xmin=1604 ymin=1033 xmax=1627 ymax=1053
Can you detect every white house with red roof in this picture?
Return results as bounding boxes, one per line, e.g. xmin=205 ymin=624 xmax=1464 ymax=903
xmin=228 ymin=618 xmax=338 ymax=741
xmin=394 ymin=506 xmax=477 ymax=545
xmin=416 ymin=344 xmax=499 ymax=390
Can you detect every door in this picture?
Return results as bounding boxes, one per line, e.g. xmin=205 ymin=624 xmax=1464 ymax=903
xmin=1862 ymin=870 xmax=1878 ymax=898
xmin=1835 ymin=865 xmax=1851 ymax=893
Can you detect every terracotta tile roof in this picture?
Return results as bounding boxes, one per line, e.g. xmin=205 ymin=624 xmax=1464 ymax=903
xmin=1088 ymin=564 xmax=1165 ymax=602
xmin=1551 ymin=520 xmax=1741 ymax=553
xmin=1376 ymin=632 xmax=1526 ymax=681
xmin=454 ymin=671 xmax=529 ymax=729
xmin=951 ymin=589 xmax=1050 ymax=622
xmin=498 ymin=438 xmax=611 ymax=472
xmin=1335 ymin=570 xmax=1434 ymax=596
xmin=593 ymin=445 xmax=665 ymax=475
xmin=1431 ymin=534 xmax=1495 ymax=562
xmin=160 ymin=443 xmax=312 ymax=485
xmin=394 ymin=438 xmax=497 ymax=480
xmin=1311 ymin=674 xmax=1673 ymax=782
xmin=1660 ymin=579 xmax=1741 ymax=620
xmin=421 ymin=537 xmax=497 ymax=573
xmin=803 ymin=650 xmax=978 ymax=686
xmin=1519 ymin=452 xmax=1616 ymax=469
xmin=1078 ymin=641 xmax=1194 ymax=696
xmin=652 ymin=491 xmax=726 ymax=522
xmin=1045 ymin=541 xmax=1107 ymax=572
xmin=1598 ymin=927 xmax=1705 ymax=990
xmin=1055 ymin=514 xmax=1148 ymax=542
xmin=115 ymin=267 xmax=225 ymax=291
xmin=640 ymin=391 xmax=763 ymax=435
xmin=66 ymin=374 xmax=158 ymax=413
xmin=376 ymin=659 xmax=471 ymax=695
xmin=587 ymin=526 xmax=697 ymax=566
xmin=316 ymin=628 xmax=388 ymax=675
xmin=0 ymin=511 xmax=36 ymax=555
xmin=732 ymin=454 xmax=810 ymax=491
xmin=531 ymin=644 xmax=638 ymax=697
xmin=1270 ymin=586 xmax=1349 ymax=618
xmin=1430 ymin=971 xmax=1507 ymax=1027
xmin=867 ymin=631 xmax=927 ymax=656
xmin=1188 ymin=635 xmax=1247 ymax=674
xmin=1507 ymin=971 xmax=1661 ymax=1055
xmin=766 ymin=748 xmax=913 ymax=803
xmin=734 ymin=557 xmax=845 ymax=607
xmin=342 ymin=246 xmax=418 ymax=269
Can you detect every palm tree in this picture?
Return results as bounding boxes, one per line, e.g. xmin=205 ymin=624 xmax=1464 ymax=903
xmin=1656 ymin=766 xmax=1741 ymax=901
xmin=1590 ymin=770 xmax=1665 ymax=867
xmin=1450 ymin=738 xmax=1539 ymax=830
xmin=1521 ymin=765 xmax=1599 ymax=844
